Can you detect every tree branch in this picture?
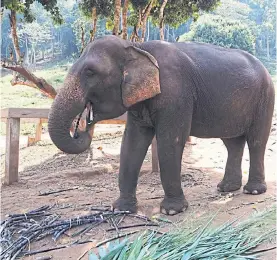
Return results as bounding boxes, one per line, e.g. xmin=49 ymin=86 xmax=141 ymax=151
xmin=1 ymin=59 xmax=57 ymax=99
xmin=141 ymin=0 xmax=153 ymax=42
xmin=80 ymin=26 xmax=86 ymax=54
xmin=159 ymin=0 xmax=168 ymax=41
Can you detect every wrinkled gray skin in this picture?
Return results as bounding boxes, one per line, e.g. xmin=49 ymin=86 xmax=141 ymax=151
xmin=48 ymin=35 xmax=275 ymax=215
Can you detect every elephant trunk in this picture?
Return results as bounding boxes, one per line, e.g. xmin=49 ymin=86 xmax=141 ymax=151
xmin=48 ymin=74 xmax=92 ymax=154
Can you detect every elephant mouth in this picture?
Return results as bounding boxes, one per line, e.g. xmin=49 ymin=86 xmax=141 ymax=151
xmin=73 ymin=102 xmax=94 ymax=139
xmin=86 ymin=102 xmax=94 ymax=127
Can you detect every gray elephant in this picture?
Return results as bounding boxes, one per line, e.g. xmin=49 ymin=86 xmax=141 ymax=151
xmin=48 ymin=36 xmax=275 ymax=215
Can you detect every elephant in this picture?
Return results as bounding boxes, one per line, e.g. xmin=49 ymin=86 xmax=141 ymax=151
xmin=48 ymin=35 xmax=275 ymax=215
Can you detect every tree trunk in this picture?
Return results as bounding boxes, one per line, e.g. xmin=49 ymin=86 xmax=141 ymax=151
xmin=9 ymin=10 xmax=21 ymax=63
xmin=0 ymin=7 xmax=4 ymax=24
xmin=80 ymin=26 xmax=86 ymax=54
xmin=159 ymin=0 xmax=168 ymax=41
xmin=24 ymin=38 xmax=30 ymax=65
xmin=120 ymin=7 xmax=123 ymax=31
xmin=266 ymin=29 xmax=270 ymax=61
xmin=130 ymin=8 xmax=142 ymax=42
xmin=113 ymin=0 xmax=121 ymax=35
xmin=122 ymin=0 xmax=129 ymax=40
xmin=33 ymin=46 xmax=36 ymax=71
xmin=136 ymin=8 xmax=142 ymax=36
xmin=146 ymin=19 xmax=150 ymax=41
xmin=90 ymin=7 xmax=97 ymax=42
xmin=141 ymin=0 xmax=153 ymax=42
xmin=51 ymin=37 xmax=54 ymax=58
xmin=153 ymin=27 xmax=157 ymax=40
xmin=172 ymin=28 xmax=175 ymax=42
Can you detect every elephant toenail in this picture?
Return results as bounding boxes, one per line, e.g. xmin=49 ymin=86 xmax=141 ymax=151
xmin=169 ymin=210 xmax=177 ymax=215
xmin=243 ymin=189 xmax=250 ymax=194
xmin=252 ymin=190 xmax=258 ymax=195
xmin=161 ymin=208 xmax=167 ymax=215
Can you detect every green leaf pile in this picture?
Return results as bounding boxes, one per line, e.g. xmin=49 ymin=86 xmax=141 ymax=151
xmin=89 ymin=206 xmax=276 ymax=260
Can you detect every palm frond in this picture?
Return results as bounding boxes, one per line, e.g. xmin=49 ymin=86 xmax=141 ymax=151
xmin=89 ymin=206 xmax=276 ymax=260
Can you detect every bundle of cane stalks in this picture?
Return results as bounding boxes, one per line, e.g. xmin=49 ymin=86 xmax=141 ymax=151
xmin=0 ymin=205 xmax=159 ymax=259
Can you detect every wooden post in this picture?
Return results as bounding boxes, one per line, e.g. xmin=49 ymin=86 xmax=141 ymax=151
xmin=27 ymin=136 xmax=36 ymax=147
xmin=35 ymin=118 xmax=43 ymax=142
xmin=5 ymin=118 xmax=20 ymax=184
xmin=151 ymin=136 xmax=159 ymax=172
xmin=27 ymin=119 xmax=42 ymax=146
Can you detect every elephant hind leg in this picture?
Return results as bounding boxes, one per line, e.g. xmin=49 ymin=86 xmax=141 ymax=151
xmin=217 ymin=136 xmax=246 ymax=192
xmin=243 ymin=87 xmax=274 ymax=195
xmin=244 ymin=135 xmax=269 ymax=195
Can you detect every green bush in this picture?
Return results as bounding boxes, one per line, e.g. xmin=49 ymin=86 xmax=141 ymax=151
xmin=180 ymin=15 xmax=255 ymax=54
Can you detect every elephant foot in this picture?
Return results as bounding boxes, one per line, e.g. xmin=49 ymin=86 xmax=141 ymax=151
xmin=217 ymin=179 xmax=242 ymax=192
xmin=243 ymin=181 xmax=267 ymax=195
xmin=160 ymin=195 xmax=188 ymax=216
xmin=112 ymin=196 xmax=137 ymax=213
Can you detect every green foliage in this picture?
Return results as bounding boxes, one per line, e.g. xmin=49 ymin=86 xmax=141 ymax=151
xmin=1 ymin=0 xmax=25 ymax=13
xmin=2 ymin=0 xmax=63 ymax=24
xmin=1 ymin=10 xmax=12 ymax=56
xmin=180 ymin=15 xmax=255 ymax=54
xmin=18 ymin=21 xmax=52 ymax=48
xmin=128 ymin=0 xmax=152 ymax=28
xmin=54 ymin=1 xmax=79 ymax=57
xmin=247 ymin=0 xmax=276 ymax=58
xmin=106 ymin=17 xmax=115 ymax=30
xmin=1 ymin=0 xmax=275 ymax=75
xmin=130 ymin=0 xmax=150 ymax=10
xmin=127 ymin=9 xmax=139 ymax=27
xmin=214 ymin=0 xmax=252 ymax=23
xmin=151 ymin=0 xmax=220 ymax=28
xmin=72 ymin=16 xmax=92 ymax=52
xmin=89 ymin=206 xmax=276 ymax=259
xmin=78 ymin=0 xmax=113 ymax=18
xmin=71 ymin=1 xmax=114 ymax=52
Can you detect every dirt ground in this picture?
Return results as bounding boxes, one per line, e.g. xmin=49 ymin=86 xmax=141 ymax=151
xmin=1 ymin=110 xmax=276 ymax=259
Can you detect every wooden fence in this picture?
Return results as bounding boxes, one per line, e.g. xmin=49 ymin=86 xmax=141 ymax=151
xmin=1 ymin=108 xmax=159 ymax=185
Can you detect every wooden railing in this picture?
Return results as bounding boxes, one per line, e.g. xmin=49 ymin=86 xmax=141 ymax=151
xmin=1 ymin=108 xmax=159 ymax=185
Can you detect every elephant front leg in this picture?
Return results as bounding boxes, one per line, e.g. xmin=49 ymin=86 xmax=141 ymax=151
xmin=112 ymin=119 xmax=155 ymax=213
xmin=157 ymin=130 xmax=189 ymax=215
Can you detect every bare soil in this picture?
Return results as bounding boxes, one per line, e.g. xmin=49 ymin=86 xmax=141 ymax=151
xmin=1 ymin=115 xmax=276 ymax=259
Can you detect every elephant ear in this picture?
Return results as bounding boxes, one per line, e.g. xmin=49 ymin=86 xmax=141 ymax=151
xmin=122 ymin=46 xmax=161 ymax=107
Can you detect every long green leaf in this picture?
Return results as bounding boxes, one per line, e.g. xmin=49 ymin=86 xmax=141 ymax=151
xmin=101 ymin=239 xmax=128 ymax=260
xmin=126 ymin=234 xmax=144 ymax=260
xmin=96 ymin=206 xmax=276 ymax=260
xmin=182 ymin=208 xmax=222 ymax=260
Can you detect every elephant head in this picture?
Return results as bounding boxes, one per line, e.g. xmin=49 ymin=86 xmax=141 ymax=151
xmin=48 ymin=36 xmax=161 ymax=154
